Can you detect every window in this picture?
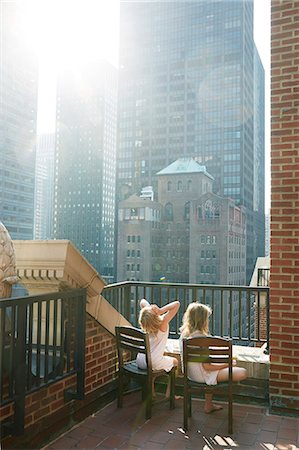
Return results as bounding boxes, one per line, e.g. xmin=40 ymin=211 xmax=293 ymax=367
xmin=165 ymin=203 xmax=173 ymax=221
xmin=167 ymin=181 xmax=172 ymax=191
xmin=177 ymin=180 xmax=183 ymax=192
xmin=184 ymin=202 xmax=190 ymax=220
xmin=130 ymin=208 xmax=138 ymax=219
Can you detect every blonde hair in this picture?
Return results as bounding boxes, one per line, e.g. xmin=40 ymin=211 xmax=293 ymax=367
xmin=139 ymin=306 xmax=162 ymax=335
xmin=180 ymin=302 xmax=211 ymax=338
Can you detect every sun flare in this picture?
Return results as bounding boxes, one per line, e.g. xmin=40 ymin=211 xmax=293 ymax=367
xmin=18 ymin=0 xmax=119 ymax=69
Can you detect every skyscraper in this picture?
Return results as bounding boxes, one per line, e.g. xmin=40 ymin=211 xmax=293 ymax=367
xmin=117 ymin=0 xmax=265 ymax=282
xmin=53 ymin=60 xmax=117 ymax=281
xmin=0 ymin=3 xmax=38 ymax=239
xmin=34 ymin=133 xmax=55 ymax=239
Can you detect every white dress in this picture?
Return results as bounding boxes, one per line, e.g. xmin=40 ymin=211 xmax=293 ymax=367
xmin=136 ymin=325 xmax=174 ymax=372
xmin=179 ymin=333 xmax=219 ymax=385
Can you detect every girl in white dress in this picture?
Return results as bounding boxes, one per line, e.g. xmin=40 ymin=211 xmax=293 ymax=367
xmin=137 ymin=298 xmax=180 ymax=397
xmin=180 ymin=303 xmax=247 ymax=413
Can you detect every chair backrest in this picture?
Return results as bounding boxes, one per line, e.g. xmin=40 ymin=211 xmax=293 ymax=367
xmin=183 ymin=336 xmax=233 ymax=381
xmin=115 ymin=326 xmax=153 ymax=371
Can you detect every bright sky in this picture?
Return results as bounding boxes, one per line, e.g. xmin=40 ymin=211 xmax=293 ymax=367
xmin=21 ymin=0 xmax=270 ymax=207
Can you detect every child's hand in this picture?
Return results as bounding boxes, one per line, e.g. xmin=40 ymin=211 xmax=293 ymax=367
xmin=151 ymin=304 xmax=160 ymax=315
xmin=232 ymin=359 xmax=237 ymax=367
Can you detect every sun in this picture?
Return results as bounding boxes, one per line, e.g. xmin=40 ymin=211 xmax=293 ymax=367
xmin=18 ymin=0 xmax=119 ymax=69
xmin=15 ymin=0 xmax=119 ymax=134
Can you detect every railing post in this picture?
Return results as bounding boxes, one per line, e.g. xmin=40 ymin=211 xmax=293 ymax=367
xmin=76 ymin=291 xmax=86 ymax=399
xmin=266 ymin=289 xmax=270 ymax=355
xmin=14 ymin=302 xmax=27 ymax=435
xmin=124 ymin=284 xmax=131 ymax=322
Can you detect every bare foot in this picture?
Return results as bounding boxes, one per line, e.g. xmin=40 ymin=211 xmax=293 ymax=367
xmin=165 ymin=394 xmax=182 ymax=400
xmin=204 ymin=404 xmax=223 ymax=414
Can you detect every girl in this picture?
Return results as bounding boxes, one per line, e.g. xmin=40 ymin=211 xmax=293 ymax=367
xmin=180 ymin=302 xmax=247 ymax=413
xmin=137 ymin=298 xmax=180 ymax=397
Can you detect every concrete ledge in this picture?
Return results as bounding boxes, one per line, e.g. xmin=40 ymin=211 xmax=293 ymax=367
xmin=165 ymin=339 xmax=269 ymax=380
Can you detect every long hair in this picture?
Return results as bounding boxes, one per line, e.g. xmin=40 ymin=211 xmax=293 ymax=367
xmin=139 ymin=306 xmax=162 ymax=335
xmin=179 ymin=302 xmax=211 ymax=338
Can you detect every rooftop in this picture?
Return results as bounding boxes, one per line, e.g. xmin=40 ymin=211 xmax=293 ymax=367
xmin=156 ymin=158 xmax=214 ymax=179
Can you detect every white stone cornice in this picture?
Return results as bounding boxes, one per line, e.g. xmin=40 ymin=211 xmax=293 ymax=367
xmin=13 ymin=240 xmax=131 ymax=334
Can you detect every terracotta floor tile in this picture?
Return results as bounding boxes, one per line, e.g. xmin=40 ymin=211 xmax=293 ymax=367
xmin=43 ymin=394 xmax=299 ymax=450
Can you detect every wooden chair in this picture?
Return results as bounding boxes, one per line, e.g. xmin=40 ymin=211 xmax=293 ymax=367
xmin=115 ymin=326 xmax=176 ymax=420
xmin=182 ymin=336 xmax=233 ymax=433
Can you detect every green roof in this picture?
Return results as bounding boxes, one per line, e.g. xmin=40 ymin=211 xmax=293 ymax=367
xmin=156 ymin=158 xmax=214 ymax=179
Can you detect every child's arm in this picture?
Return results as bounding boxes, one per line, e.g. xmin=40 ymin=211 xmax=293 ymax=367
xmin=203 ymin=360 xmax=237 ymax=371
xmin=158 ymin=301 xmax=180 ymax=332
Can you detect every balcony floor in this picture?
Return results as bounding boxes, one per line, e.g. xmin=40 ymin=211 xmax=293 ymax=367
xmin=43 ymin=392 xmax=299 ymax=450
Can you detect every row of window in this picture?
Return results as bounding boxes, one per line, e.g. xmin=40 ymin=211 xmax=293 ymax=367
xmin=228 ymin=266 xmax=245 ymax=273
xmin=127 ymin=235 xmax=141 ymax=243
xmin=200 ymin=235 xmax=217 ymax=244
xmin=167 ymin=180 xmax=192 ymax=192
xmin=201 ymin=250 xmax=216 ymax=259
xmin=127 ymin=249 xmax=141 ymax=257
xmin=126 ymin=264 xmax=141 ymax=272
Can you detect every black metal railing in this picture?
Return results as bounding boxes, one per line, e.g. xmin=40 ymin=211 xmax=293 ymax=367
xmin=257 ymin=268 xmax=270 ymax=286
xmin=103 ymin=281 xmax=270 ymax=347
xmin=0 ymin=288 xmax=86 ymax=436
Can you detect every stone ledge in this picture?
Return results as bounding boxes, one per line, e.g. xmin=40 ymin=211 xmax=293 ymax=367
xmin=165 ymin=338 xmax=269 ymax=380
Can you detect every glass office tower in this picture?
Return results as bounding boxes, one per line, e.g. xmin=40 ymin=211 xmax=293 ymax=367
xmin=34 ymin=134 xmax=55 ymax=239
xmin=0 ymin=3 xmax=38 ymax=239
xmin=117 ymin=0 xmax=265 ymax=282
xmin=53 ymin=60 xmax=117 ymax=281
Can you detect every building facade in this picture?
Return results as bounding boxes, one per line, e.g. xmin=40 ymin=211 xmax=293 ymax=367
xmin=117 ymin=195 xmax=162 ymax=282
xmin=0 ymin=3 xmax=38 ymax=239
xmin=53 ymin=60 xmax=117 ymax=281
xmin=189 ymin=192 xmax=246 ymax=286
xmin=117 ymin=0 xmax=265 ymax=283
xmin=34 ymin=134 xmax=55 ymax=239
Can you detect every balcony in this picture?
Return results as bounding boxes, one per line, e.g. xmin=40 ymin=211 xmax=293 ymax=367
xmin=2 ymin=240 xmax=298 ymax=450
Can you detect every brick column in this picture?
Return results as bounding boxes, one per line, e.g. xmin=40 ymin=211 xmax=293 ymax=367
xmin=270 ymin=0 xmax=299 ymax=414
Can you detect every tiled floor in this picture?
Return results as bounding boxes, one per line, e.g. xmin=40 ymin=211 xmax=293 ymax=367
xmin=44 ymin=393 xmax=299 ymax=450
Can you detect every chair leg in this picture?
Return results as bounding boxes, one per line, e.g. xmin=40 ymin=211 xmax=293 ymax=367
xmin=145 ymin=375 xmax=152 ymax=420
xmin=183 ymin=390 xmax=189 ymax=430
xmin=188 ymin=392 xmax=192 ymax=417
xmin=169 ymin=368 xmax=175 ymax=410
xmin=144 ymin=376 xmax=153 ymax=420
xmin=117 ymin=370 xmax=123 ymax=408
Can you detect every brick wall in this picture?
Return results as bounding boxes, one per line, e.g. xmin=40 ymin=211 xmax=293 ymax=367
xmin=270 ymin=0 xmax=299 ymax=414
xmin=1 ymin=313 xmax=118 ymax=445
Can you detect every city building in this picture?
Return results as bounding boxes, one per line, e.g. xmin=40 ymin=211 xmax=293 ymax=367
xmin=117 ymin=194 xmax=162 ymax=282
xmin=0 ymin=2 xmax=38 ymax=239
xmin=156 ymin=158 xmax=214 ymax=283
xmin=34 ymin=133 xmax=55 ymax=239
xmin=117 ymin=0 xmax=265 ymax=283
xmin=53 ymin=60 xmax=118 ymax=281
xmin=117 ymin=158 xmax=246 ymax=288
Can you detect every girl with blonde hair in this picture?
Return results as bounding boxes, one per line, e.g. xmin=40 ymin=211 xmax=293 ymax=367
xmin=180 ymin=302 xmax=247 ymax=413
xmin=137 ymin=298 xmax=180 ymax=397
